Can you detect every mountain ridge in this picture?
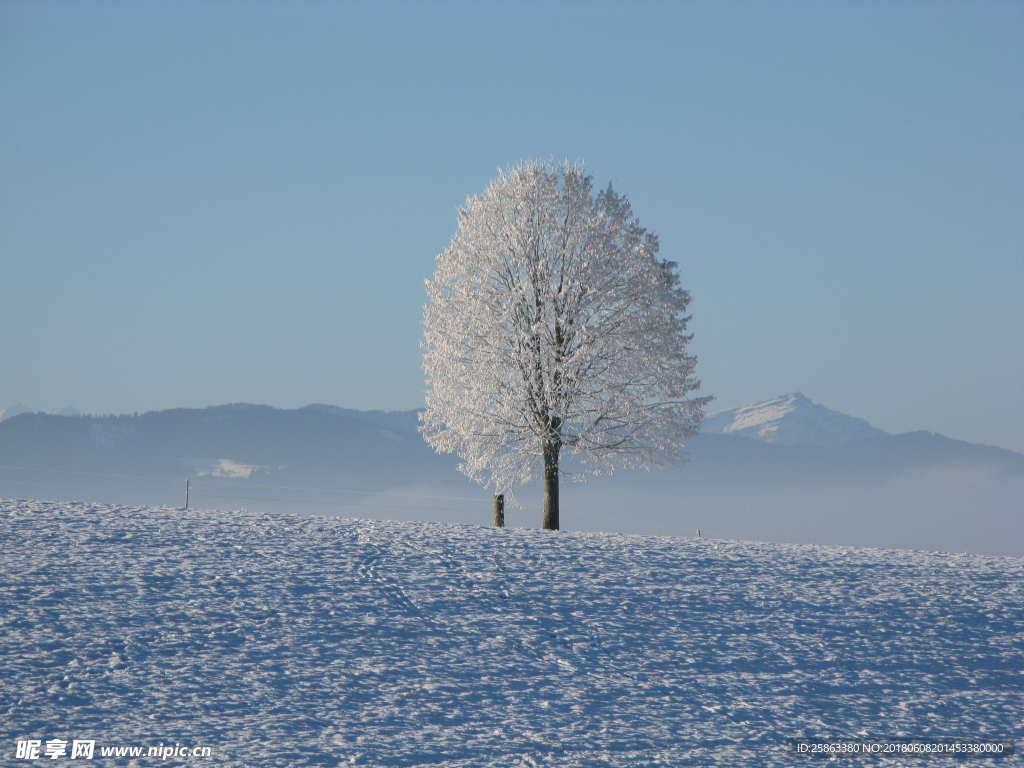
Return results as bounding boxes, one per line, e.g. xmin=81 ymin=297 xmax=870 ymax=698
xmin=2 ymin=396 xmax=1020 ymax=472
xmin=702 ymin=392 xmax=889 ymax=446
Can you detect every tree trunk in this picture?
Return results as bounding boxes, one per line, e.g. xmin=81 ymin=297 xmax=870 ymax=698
xmin=542 ymin=439 xmax=560 ymax=530
xmin=493 ymin=494 xmax=505 ymax=528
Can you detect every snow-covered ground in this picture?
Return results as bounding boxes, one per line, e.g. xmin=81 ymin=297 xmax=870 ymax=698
xmin=2 ymin=499 xmax=1021 ymax=767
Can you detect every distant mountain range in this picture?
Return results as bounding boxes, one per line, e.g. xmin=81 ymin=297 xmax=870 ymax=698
xmin=0 ymin=403 xmax=80 ymax=421
xmin=1 ymin=394 xmax=1020 ymax=554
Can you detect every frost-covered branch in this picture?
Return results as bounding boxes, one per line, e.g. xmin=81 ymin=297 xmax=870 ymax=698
xmin=421 ymin=161 xmax=711 ymax=518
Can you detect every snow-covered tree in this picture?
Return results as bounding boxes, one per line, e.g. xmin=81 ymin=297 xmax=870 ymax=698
xmin=421 ymin=161 xmax=711 ymax=530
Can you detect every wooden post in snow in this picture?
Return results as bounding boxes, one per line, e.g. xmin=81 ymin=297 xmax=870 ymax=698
xmin=493 ymin=494 xmax=504 ymax=528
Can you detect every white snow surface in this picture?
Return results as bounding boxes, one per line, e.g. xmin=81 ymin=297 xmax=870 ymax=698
xmin=2 ymin=499 xmax=1021 ymax=767
xmin=702 ymin=392 xmax=888 ymax=445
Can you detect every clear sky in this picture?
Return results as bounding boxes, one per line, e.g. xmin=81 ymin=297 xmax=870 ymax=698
xmin=3 ymin=1 xmax=1022 ymax=452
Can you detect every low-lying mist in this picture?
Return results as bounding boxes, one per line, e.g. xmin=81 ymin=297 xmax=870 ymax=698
xmin=309 ymin=465 xmax=1022 ymax=556
xmin=4 ymin=465 xmax=1020 ymax=556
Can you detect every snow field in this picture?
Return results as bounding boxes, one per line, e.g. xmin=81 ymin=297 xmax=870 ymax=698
xmin=1 ymin=499 xmax=1021 ymax=767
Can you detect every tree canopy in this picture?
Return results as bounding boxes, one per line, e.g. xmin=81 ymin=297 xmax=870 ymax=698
xmin=421 ymin=161 xmax=710 ymax=529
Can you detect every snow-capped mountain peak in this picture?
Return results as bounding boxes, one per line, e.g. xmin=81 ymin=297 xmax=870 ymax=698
xmin=701 ymin=392 xmax=888 ymax=446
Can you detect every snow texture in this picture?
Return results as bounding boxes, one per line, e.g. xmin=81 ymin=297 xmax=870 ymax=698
xmin=2 ymin=499 xmax=1021 ymax=767
xmin=702 ymin=392 xmax=888 ymax=446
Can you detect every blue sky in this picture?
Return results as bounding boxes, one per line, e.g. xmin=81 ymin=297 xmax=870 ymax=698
xmin=3 ymin=1 xmax=1022 ymax=452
